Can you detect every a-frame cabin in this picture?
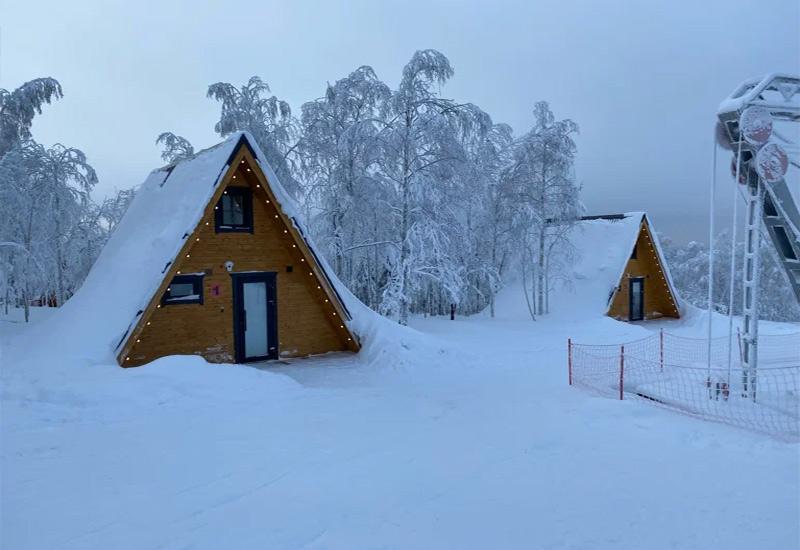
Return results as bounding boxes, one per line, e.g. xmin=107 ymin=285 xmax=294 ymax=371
xmin=92 ymin=132 xmax=359 ymax=367
xmin=603 ymin=214 xmax=681 ymax=321
xmin=567 ymin=213 xmax=681 ymax=322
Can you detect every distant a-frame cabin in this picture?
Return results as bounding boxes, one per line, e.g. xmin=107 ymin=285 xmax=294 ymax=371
xmin=90 ymin=132 xmax=360 ymax=367
xmin=571 ymin=213 xmax=681 ymax=322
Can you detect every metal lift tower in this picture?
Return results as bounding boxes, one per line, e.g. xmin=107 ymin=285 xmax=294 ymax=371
xmin=717 ymin=74 xmax=800 ymax=400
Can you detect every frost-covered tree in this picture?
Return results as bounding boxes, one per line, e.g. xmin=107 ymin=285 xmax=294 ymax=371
xmin=505 ymin=101 xmax=580 ymax=318
xmin=1 ymin=137 xmax=110 ymax=318
xmin=0 ymin=56 xmax=594 ymax=325
xmin=661 ymin=232 xmax=800 ymax=322
xmin=156 ymin=132 xmax=194 ymax=163
xmin=26 ymin=142 xmax=98 ymax=305
xmin=0 ymin=78 xmax=62 ymax=157
xmin=293 ymin=57 xmax=581 ymax=321
xmin=460 ymin=122 xmax=515 ymax=317
xmin=300 ymin=66 xmax=391 ymax=295
xmin=207 ymin=77 xmax=301 ymax=197
xmin=99 ymin=187 xmax=137 ymax=233
xmin=0 ymin=142 xmax=42 ymax=318
xmin=377 ymin=50 xmax=491 ymax=324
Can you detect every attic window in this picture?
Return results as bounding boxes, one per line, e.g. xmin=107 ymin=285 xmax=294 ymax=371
xmin=162 ymin=274 xmax=204 ymax=305
xmin=630 ymin=243 xmax=638 ymax=260
xmin=215 ymin=187 xmax=253 ymax=233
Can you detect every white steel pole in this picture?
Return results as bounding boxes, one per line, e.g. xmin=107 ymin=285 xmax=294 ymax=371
xmin=741 ymin=175 xmax=763 ymax=401
xmin=726 ymin=138 xmax=743 ymax=385
xmin=707 ymin=129 xmax=717 ymax=381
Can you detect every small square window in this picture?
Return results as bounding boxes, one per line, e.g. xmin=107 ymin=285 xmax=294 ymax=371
xmin=162 ymin=274 xmax=204 ymax=305
xmin=215 ymin=187 xmax=253 ymax=233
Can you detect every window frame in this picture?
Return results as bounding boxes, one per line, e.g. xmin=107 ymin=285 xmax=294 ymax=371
xmin=162 ymin=274 xmax=204 ymax=305
xmin=215 ymin=186 xmax=253 ymax=233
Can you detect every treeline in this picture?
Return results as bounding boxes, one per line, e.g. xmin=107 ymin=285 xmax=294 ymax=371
xmin=0 ymin=79 xmax=134 ymax=321
xmin=3 ymin=52 xmax=797 ymax=325
xmin=2 ymin=49 xmax=582 ymax=324
xmin=160 ymin=50 xmax=582 ymax=323
xmin=661 ymin=232 xmax=800 ymax=322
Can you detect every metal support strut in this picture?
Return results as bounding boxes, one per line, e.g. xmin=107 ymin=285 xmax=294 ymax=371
xmin=741 ymin=171 xmax=763 ymax=400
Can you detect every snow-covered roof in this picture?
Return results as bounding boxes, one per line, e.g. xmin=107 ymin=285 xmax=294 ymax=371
xmin=27 ymin=132 xmax=368 ymax=364
xmin=551 ymin=212 xmax=680 ymax=318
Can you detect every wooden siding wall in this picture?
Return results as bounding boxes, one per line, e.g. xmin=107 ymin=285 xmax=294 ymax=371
xmin=607 ymin=221 xmax=680 ymax=321
xmin=120 ymin=152 xmax=355 ymax=367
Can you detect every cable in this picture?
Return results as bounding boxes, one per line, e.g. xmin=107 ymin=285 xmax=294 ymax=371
xmin=707 ymin=127 xmax=717 ymax=379
xmin=727 ymin=138 xmax=743 ymax=385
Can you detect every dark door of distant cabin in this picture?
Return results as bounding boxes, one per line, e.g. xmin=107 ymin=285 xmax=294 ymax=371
xmin=629 ymin=277 xmax=645 ymax=321
xmin=232 ymin=272 xmax=278 ymax=362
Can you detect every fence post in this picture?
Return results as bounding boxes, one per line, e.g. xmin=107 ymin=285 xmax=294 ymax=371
xmin=568 ymin=338 xmax=573 ymax=385
xmin=660 ymin=329 xmax=664 ymax=372
xmin=619 ymin=345 xmax=625 ymax=400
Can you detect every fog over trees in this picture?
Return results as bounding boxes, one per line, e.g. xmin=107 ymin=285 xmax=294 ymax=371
xmin=661 ymin=232 xmax=800 ymax=323
xmin=1 ymin=50 xmax=795 ymax=322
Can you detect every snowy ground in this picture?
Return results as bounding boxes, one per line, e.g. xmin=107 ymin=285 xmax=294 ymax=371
xmin=1 ymin=295 xmax=798 ymax=549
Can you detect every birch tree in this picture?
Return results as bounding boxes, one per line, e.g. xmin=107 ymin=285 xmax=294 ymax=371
xmin=506 ymin=101 xmax=580 ymax=317
xmin=156 ymin=132 xmax=194 ymax=163
xmin=26 ymin=142 xmax=98 ymax=305
xmin=461 ymin=122 xmax=515 ymax=317
xmin=207 ymin=77 xmax=302 ymax=197
xmin=300 ymin=66 xmax=391 ymax=291
xmin=0 ymin=78 xmax=62 ymax=157
xmin=378 ymin=50 xmax=490 ymax=324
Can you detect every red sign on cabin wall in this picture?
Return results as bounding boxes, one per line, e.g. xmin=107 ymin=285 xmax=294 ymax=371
xmin=212 ymin=284 xmax=221 ymax=296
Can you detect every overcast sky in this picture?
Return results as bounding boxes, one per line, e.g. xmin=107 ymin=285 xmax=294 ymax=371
xmin=2 ymin=0 xmax=798 ymax=243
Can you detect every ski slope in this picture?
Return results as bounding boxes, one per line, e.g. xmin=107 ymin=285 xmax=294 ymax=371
xmin=1 ymin=290 xmax=798 ymax=549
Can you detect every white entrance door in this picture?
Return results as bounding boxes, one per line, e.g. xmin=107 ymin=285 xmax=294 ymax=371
xmin=243 ymin=281 xmax=269 ymax=358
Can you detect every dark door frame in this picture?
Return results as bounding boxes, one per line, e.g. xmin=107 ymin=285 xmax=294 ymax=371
xmin=231 ymin=272 xmax=278 ymax=362
xmin=629 ymin=277 xmax=645 ymax=322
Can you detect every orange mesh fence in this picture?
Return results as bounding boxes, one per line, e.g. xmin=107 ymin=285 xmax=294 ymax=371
xmin=568 ymin=331 xmax=799 ymax=440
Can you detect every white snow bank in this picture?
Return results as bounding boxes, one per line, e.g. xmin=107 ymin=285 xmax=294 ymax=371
xmin=553 ymin=213 xmax=641 ymax=318
xmin=2 ymin=296 xmax=798 ymax=549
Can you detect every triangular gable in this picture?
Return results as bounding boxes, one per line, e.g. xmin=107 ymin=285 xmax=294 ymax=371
xmin=641 ymin=214 xmax=682 ymax=312
xmin=116 ymin=134 xmax=359 ymax=365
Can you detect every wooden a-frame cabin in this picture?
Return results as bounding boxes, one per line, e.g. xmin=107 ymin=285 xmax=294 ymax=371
xmin=568 ymin=213 xmax=681 ymax=322
xmin=78 ymin=132 xmax=360 ymax=367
